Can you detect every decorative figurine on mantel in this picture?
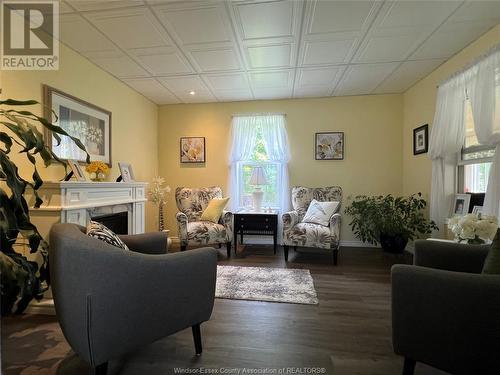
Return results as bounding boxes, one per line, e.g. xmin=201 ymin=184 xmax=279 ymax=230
xmin=148 ymin=176 xmax=171 ymax=231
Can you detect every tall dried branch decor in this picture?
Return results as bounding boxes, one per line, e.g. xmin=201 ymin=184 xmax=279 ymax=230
xmin=0 ymin=98 xmax=89 ymax=316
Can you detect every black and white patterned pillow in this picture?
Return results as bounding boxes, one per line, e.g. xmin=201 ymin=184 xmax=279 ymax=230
xmin=86 ymin=221 xmax=129 ymax=250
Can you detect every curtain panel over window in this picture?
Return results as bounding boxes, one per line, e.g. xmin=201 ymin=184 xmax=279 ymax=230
xmin=228 ymin=114 xmax=291 ymax=213
xmin=429 ymin=46 xmax=500 ymax=229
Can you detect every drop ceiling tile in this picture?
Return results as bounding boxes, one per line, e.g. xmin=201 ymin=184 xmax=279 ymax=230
xmin=252 ymin=88 xmax=293 ymax=100
xmin=85 ymin=8 xmax=172 ymax=49
xmin=203 ymin=73 xmax=249 ymax=91
xmin=154 ymin=3 xmax=233 ymax=45
xmin=450 ymin=1 xmax=500 ymax=23
xmin=411 ymin=21 xmax=494 ymax=60
xmin=373 ymin=59 xmax=445 ymax=94
xmin=130 ymin=48 xmax=193 ymax=75
xmin=354 ymin=33 xmax=425 ymax=63
xmin=308 ymin=0 xmax=378 ymax=35
xmin=123 ymin=78 xmax=180 ymax=104
xmin=302 ymin=38 xmax=356 ymax=65
xmin=89 ymin=53 xmax=149 ymax=78
xmin=177 ymin=90 xmax=217 ymax=103
xmin=213 ymin=89 xmax=253 ymax=102
xmin=249 ymin=70 xmax=294 ymax=89
xmin=67 ymin=0 xmax=144 ymax=12
xmin=246 ymin=44 xmax=293 ymax=69
xmin=157 ymin=75 xmax=209 ymax=94
xmin=59 ymin=14 xmax=118 ymax=53
xmin=60 ymin=2 xmax=75 ymax=14
xmin=234 ymin=0 xmax=295 ymax=40
xmin=294 ymin=86 xmax=332 ymax=98
xmin=189 ymin=48 xmax=241 ymax=72
xmin=335 ymin=63 xmax=398 ymax=96
xmin=376 ymin=1 xmax=460 ymax=29
xmin=296 ymin=67 xmax=341 ymax=87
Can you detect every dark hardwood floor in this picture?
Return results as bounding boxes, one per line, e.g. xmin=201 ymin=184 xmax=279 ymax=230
xmin=1 ymin=245 xmax=448 ymax=375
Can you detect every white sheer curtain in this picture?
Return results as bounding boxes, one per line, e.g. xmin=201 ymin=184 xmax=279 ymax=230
xmin=228 ymin=114 xmax=290 ymax=213
xmin=468 ymin=49 xmax=500 ymax=216
xmin=259 ymin=115 xmax=291 ymax=212
xmin=228 ymin=116 xmax=259 ymax=211
xmin=428 ymin=77 xmax=468 ymax=230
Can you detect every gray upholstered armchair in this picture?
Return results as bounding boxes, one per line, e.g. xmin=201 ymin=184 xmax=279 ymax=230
xmin=392 ymin=240 xmax=500 ymax=375
xmin=282 ymin=186 xmax=342 ymax=264
xmin=49 ymin=224 xmax=217 ymax=375
xmin=175 ymin=186 xmax=233 ymax=257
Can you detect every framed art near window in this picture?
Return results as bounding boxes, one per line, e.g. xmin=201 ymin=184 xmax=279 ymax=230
xmin=118 ymin=162 xmax=135 ymax=182
xmin=315 ymin=132 xmax=344 ymax=160
xmin=453 ymin=193 xmax=471 ymax=216
xmin=413 ymin=124 xmax=428 ymax=155
xmin=43 ymin=85 xmax=112 ymax=166
xmin=180 ymin=137 xmax=205 ymax=163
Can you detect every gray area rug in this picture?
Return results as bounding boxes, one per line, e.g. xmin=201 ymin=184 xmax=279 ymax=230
xmin=215 ymin=265 xmax=319 ymax=305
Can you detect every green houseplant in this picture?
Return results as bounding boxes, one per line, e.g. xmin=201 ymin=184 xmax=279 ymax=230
xmin=344 ymin=193 xmax=438 ymax=253
xmin=0 ymin=98 xmax=89 ymax=315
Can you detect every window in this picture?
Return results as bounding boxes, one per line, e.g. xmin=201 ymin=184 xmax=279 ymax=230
xmin=230 ymin=114 xmax=289 ymax=211
xmin=458 ymin=99 xmax=495 ymax=193
xmin=237 ymin=123 xmax=282 ymax=209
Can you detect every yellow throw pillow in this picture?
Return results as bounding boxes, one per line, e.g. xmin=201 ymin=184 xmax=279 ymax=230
xmin=200 ymin=197 xmax=230 ymax=223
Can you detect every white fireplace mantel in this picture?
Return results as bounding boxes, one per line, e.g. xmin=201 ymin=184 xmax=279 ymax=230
xmin=29 ymin=181 xmax=148 ymax=235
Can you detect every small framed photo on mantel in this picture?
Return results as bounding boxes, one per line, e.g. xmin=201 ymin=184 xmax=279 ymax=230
xmin=413 ymin=124 xmax=429 ymax=155
xmin=453 ymin=194 xmax=471 ymax=216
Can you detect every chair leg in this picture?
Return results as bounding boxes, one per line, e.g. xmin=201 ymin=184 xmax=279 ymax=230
xmin=94 ymin=362 xmax=108 ymax=375
xmin=226 ymin=242 xmax=231 ymax=258
xmin=218 ymin=243 xmax=222 ymax=248
xmin=192 ymin=323 xmax=203 ymax=356
xmin=181 ymin=245 xmax=186 ymax=252
xmin=333 ymin=248 xmax=339 ymax=265
xmin=293 ymin=246 xmax=297 ymax=252
xmin=284 ymin=245 xmax=289 ymax=261
xmin=402 ymin=358 xmax=416 ymax=375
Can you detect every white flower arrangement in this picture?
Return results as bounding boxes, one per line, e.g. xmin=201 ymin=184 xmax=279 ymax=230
xmin=148 ymin=176 xmax=171 ymax=206
xmin=449 ymin=214 xmax=498 ymax=244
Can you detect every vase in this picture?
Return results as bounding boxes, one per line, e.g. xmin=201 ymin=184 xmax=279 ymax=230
xmin=379 ymin=233 xmax=409 ymax=253
xmin=457 ymin=235 xmax=485 ymax=245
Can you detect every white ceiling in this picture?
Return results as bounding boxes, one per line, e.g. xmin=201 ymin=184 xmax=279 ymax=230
xmin=56 ymin=0 xmax=500 ymax=104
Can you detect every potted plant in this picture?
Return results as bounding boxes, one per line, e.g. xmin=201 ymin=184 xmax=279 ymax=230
xmin=344 ymin=193 xmax=438 ymax=253
xmin=448 ymin=214 xmax=497 ymax=244
xmin=148 ymin=176 xmax=171 ymax=232
xmin=0 ymin=98 xmax=89 ymax=315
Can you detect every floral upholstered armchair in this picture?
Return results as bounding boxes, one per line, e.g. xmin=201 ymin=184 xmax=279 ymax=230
xmin=282 ymin=186 xmax=342 ymax=265
xmin=175 ymin=186 xmax=233 ymax=257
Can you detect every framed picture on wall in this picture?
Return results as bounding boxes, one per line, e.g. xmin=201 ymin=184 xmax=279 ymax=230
xmin=315 ymin=132 xmax=344 ymax=160
xmin=453 ymin=194 xmax=471 ymax=216
xmin=43 ymin=85 xmax=112 ymax=166
xmin=180 ymin=137 xmax=206 ymax=163
xmin=413 ymin=124 xmax=429 ymax=155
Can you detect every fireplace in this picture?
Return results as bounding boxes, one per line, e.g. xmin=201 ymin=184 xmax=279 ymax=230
xmin=91 ymin=211 xmax=128 ymax=235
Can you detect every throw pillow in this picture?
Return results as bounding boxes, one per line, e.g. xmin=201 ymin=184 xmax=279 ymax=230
xmin=200 ymin=197 xmax=230 ymax=223
xmin=86 ymin=221 xmax=129 ymax=250
xmin=302 ymin=199 xmax=340 ymax=226
xmin=482 ymin=228 xmax=500 ymax=274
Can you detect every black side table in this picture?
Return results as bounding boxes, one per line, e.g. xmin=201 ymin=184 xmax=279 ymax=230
xmin=233 ymin=210 xmax=279 ymax=254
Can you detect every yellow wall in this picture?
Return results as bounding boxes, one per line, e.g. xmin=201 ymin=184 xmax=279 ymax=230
xmin=158 ymin=95 xmax=403 ymax=241
xmin=1 ymin=43 xmax=159 ymax=231
xmin=403 ymin=24 xmax=500 ymax=199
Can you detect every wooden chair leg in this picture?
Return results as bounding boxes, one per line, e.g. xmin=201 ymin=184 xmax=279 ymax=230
xmin=94 ymin=362 xmax=108 ymax=375
xmin=192 ymin=323 xmax=203 ymax=356
xmin=226 ymin=242 xmax=231 ymax=258
xmin=180 ymin=245 xmax=187 ymax=252
xmin=293 ymin=246 xmax=297 ymax=252
xmin=402 ymin=358 xmax=416 ymax=375
xmin=284 ymin=245 xmax=289 ymax=261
